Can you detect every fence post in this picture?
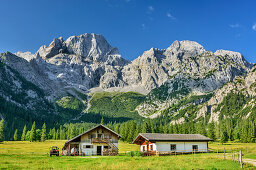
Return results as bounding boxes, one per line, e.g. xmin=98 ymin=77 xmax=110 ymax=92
xmin=240 ymin=150 xmax=243 ymax=168
xmin=224 ymin=148 xmax=225 ymax=160
xmin=232 ymin=149 xmax=233 ymax=161
xmin=217 ymin=147 xmax=218 ymax=158
xmin=237 ymin=149 xmax=239 ymax=162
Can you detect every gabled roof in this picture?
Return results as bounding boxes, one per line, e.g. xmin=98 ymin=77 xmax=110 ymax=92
xmin=133 ymin=133 xmax=212 ymax=144
xmin=65 ymin=124 xmax=122 ymax=144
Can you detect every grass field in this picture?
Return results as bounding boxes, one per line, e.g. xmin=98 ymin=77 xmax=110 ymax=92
xmin=0 ymin=140 xmax=255 ymax=169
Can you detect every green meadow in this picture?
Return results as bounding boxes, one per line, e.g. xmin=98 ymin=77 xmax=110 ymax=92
xmin=0 ymin=140 xmax=255 ymax=169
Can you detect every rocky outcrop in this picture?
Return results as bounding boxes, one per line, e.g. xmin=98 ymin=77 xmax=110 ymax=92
xmin=0 ymin=33 xmax=254 ymax=123
xmin=198 ymin=65 xmax=256 ymax=123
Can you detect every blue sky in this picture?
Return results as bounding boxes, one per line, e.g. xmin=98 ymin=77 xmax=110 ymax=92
xmin=0 ymin=0 xmax=256 ymax=63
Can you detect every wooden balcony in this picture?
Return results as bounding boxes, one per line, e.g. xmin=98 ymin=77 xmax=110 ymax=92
xmin=91 ymin=138 xmax=118 ymax=143
xmin=91 ymin=138 xmax=110 ymax=143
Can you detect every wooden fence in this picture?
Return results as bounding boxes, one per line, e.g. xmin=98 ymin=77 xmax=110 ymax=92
xmin=215 ymin=147 xmax=244 ymax=168
xmin=141 ymin=147 xmax=246 ymax=168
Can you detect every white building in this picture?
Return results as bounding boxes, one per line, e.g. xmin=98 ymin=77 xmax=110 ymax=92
xmin=133 ymin=133 xmax=212 ymax=155
xmin=62 ymin=124 xmax=121 ymax=156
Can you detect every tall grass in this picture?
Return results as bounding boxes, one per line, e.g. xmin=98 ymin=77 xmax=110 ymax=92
xmin=0 ymin=141 xmax=254 ymax=169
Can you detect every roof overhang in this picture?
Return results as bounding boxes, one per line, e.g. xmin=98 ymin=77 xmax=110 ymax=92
xmin=132 ymin=133 xmax=213 ymax=145
xmin=63 ymin=124 xmax=122 ymax=149
xmin=132 ymin=133 xmax=149 ymax=145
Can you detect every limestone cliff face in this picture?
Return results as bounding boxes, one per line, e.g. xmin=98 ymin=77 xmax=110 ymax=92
xmin=0 ymin=33 xmax=254 ymax=123
xmin=197 ymin=65 xmax=256 ymax=123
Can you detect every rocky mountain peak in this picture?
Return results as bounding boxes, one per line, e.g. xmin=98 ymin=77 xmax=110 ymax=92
xmin=64 ymin=33 xmax=114 ymax=59
xmin=166 ymin=40 xmax=206 ymax=55
xmin=36 ymin=33 xmax=124 ymax=64
xmin=37 ymin=37 xmax=65 ymax=59
xmin=214 ymin=50 xmax=251 ymax=67
xmin=15 ymin=51 xmax=36 ymax=61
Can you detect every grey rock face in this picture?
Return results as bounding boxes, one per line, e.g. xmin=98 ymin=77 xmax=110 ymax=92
xmin=121 ymin=40 xmax=252 ymax=93
xmin=37 ymin=37 xmax=64 ymax=59
xmin=1 ymin=34 xmax=253 ymax=119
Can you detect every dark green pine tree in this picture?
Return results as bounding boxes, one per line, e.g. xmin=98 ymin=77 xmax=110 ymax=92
xmin=127 ymin=121 xmax=136 ymax=142
xmin=0 ymin=119 xmax=5 ymax=142
xmin=168 ymin=125 xmax=174 ymax=134
xmin=30 ymin=121 xmax=36 ymax=142
xmin=134 ymin=123 xmax=142 ymax=137
xmin=233 ymin=122 xmax=240 ymax=140
xmin=13 ymin=129 xmax=18 ymax=141
xmin=173 ymin=123 xmax=179 ymax=134
xmin=220 ymin=126 xmax=228 ymax=144
xmin=56 ymin=129 xmax=60 ymax=140
xmin=26 ymin=131 xmax=31 ymax=141
xmin=197 ymin=121 xmax=207 ymax=136
xmin=159 ymin=123 xmax=163 ymax=133
xmin=247 ymin=119 xmax=255 ymax=143
xmin=36 ymin=129 xmax=42 ymax=141
xmin=163 ymin=125 xmax=169 ymax=134
xmin=150 ymin=120 xmax=155 ymax=133
xmin=225 ymin=119 xmax=234 ymax=141
xmin=60 ymin=126 xmax=66 ymax=140
xmin=240 ymin=120 xmax=249 ymax=143
xmin=21 ymin=125 xmax=27 ymax=141
xmin=101 ymin=117 xmax=104 ymax=125
xmin=41 ymin=123 xmax=47 ymax=142
xmin=114 ymin=124 xmax=120 ymax=134
xmin=52 ymin=128 xmax=56 ymax=140
xmin=119 ymin=123 xmax=126 ymax=141
xmin=207 ymin=122 xmax=216 ymax=141
xmin=142 ymin=121 xmax=150 ymax=133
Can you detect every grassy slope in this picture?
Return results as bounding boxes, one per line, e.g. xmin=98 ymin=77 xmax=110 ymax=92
xmin=88 ymin=91 xmax=145 ymax=120
xmin=0 ymin=141 xmax=254 ymax=169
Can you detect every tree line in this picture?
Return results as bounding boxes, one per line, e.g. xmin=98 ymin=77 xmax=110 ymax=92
xmin=3 ymin=117 xmax=255 ymax=144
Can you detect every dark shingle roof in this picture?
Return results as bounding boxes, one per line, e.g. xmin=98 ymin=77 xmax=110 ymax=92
xmin=133 ymin=133 xmax=212 ymax=143
xmin=64 ymin=124 xmax=121 ymax=145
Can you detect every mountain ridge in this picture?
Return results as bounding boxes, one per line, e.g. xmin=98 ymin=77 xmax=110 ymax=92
xmin=0 ymin=33 xmax=255 ymax=140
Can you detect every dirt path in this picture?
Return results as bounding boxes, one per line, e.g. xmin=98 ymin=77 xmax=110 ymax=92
xmin=243 ymin=158 xmax=256 ymax=167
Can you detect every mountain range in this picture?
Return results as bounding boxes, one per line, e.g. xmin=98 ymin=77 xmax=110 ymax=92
xmin=0 ymin=33 xmax=255 ymax=139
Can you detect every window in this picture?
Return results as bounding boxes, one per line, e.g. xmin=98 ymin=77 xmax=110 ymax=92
xmin=192 ymin=145 xmax=198 ymax=151
xmin=90 ymin=134 xmax=96 ymax=139
xmin=170 ymin=144 xmax=176 ymax=151
xmin=98 ymin=134 xmax=102 ymax=138
xmin=150 ymin=145 xmax=153 ymax=151
xmin=83 ymin=145 xmax=93 ymax=149
xmin=143 ymin=146 xmax=146 ymax=151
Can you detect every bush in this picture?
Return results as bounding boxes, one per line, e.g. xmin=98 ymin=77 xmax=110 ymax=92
xmin=127 ymin=151 xmax=134 ymax=157
xmin=127 ymin=151 xmax=142 ymax=157
xmin=133 ymin=151 xmax=143 ymax=156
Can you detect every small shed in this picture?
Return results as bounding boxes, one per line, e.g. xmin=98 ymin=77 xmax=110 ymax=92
xmin=62 ymin=124 xmax=121 ymax=156
xmin=133 ymin=133 xmax=212 ymax=155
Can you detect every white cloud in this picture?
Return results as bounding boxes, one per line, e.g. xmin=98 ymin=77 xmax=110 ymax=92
xmin=167 ymin=12 xmax=176 ymax=20
xmin=252 ymin=24 xmax=256 ymax=31
xmin=229 ymin=24 xmax=240 ymax=28
xmin=148 ymin=6 xmax=154 ymax=11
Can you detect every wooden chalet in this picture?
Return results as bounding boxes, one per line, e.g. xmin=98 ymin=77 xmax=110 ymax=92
xmin=133 ymin=133 xmax=212 ymax=156
xmin=62 ymin=124 xmax=121 ymax=156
